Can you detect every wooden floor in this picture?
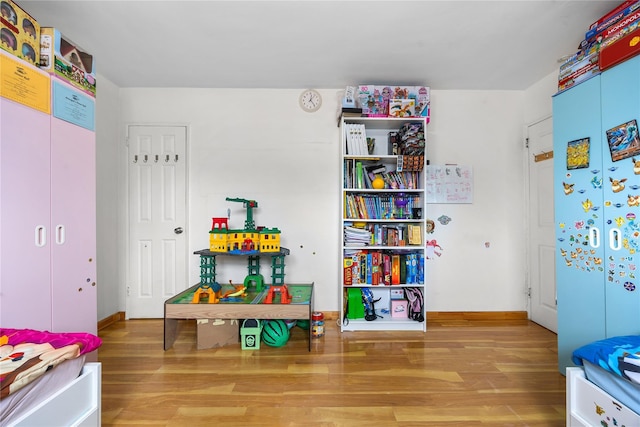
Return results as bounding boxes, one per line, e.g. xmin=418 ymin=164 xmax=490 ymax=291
xmin=98 ymin=317 xmax=566 ymax=426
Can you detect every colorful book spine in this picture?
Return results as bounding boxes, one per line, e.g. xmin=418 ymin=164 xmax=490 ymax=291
xmin=344 ymin=257 xmax=353 ymax=285
xmin=391 ymin=255 xmax=401 ymax=285
xmin=383 ymin=254 xmax=391 ymax=285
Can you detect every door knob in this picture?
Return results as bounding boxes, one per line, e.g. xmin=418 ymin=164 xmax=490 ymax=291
xmin=174 ymin=227 xmax=184 ymax=234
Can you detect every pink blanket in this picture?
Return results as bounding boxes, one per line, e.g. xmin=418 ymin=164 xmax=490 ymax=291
xmin=0 ymin=328 xmax=102 ymax=398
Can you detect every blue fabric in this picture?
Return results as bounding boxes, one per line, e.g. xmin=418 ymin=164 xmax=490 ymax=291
xmin=572 ymin=335 xmax=640 ymax=380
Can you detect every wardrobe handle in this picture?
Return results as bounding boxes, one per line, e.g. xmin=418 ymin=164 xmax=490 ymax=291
xmin=56 ymin=224 xmax=65 ymax=245
xmin=588 ymin=226 xmax=600 ymax=248
xmin=35 ymin=225 xmax=46 ymax=247
xmin=609 ymin=228 xmax=621 ymax=251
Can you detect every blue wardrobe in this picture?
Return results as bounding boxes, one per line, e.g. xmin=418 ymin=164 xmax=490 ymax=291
xmin=554 ymin=55 xmax=640 ymax=374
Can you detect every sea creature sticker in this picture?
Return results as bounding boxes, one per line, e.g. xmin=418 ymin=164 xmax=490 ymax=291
xmin=437 ymin=215 xmax=451 ymax=225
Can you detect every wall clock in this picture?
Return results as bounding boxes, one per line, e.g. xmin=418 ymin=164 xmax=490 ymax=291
xmin=299 ymin=89 xmax=322 ymax=112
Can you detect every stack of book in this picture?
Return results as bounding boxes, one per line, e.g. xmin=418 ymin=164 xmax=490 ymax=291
xmin=344 ymin=225 xmax=372 ymax=246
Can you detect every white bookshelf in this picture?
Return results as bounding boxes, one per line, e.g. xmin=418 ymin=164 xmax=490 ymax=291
xmin=339 ymin=116 xmax=427 ymax=332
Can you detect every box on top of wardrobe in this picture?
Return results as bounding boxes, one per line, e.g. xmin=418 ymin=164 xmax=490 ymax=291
xmin=0 ymin=0 xmax=40 ymax=66
xmin=40 ymin=27 xmax=96 ymax=98
xmin=599 ymin=25 xmax=640 ymax=71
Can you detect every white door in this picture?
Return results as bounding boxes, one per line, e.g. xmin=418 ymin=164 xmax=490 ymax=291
xmin=127 ymin=125 xmax=188 ymax=318
xmin=527 ymin=116 xmax=557 ymax=332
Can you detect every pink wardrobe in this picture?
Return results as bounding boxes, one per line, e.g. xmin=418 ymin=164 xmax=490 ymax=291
xmin=0 ymin=50 xmax=97 ymax=334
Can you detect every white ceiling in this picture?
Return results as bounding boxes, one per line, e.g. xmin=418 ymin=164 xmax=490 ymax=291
xmin=22 ymin=0 xmax=618 ymax=90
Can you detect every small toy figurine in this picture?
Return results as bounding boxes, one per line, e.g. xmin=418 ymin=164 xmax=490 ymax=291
xmin=394 ymin=195 xmax=409 ymax=219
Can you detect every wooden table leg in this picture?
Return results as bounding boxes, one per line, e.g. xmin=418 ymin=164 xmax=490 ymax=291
xmin=164 ymin=318 xmax=178 ymax=350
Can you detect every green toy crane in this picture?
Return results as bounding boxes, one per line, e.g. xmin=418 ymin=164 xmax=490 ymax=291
xmin=226 ymin=197 xmax=258 ymax=230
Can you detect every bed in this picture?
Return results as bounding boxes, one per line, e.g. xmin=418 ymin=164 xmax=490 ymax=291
xmin=566 ymin=335 xmax=640 ymax=427
xmin=0 ymin=328 xmax=102 ymax=426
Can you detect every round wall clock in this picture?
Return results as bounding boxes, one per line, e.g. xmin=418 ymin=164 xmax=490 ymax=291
xmin=299 ymin=89 xmax=322 ymax=112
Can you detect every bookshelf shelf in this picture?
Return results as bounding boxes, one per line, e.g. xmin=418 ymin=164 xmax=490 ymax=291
xmin=340 ymin=115 xmax=427 ymax=332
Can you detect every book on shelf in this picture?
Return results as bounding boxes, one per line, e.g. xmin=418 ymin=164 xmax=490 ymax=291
xmin=391 ymin=254 xmax=401 ymax=285
xmin=344 ymin=225 xmax=372 ymax=246
xmin=345 ymin=123 xmax=368 ymax=155
xmin=344 ymin=257 xmax=353 ymax=285
xmin=343 ymin=250 xmax=424 ymax=286
xmin=408 ymin=224 xmax=422 ymax=245
xmin=344 ymin=194 xmax=422 ymax=220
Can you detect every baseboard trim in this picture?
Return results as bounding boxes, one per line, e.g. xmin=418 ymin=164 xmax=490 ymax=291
xmin=98 ymin=311 xmax=125 ymax=330
xmin=427 ymin=311 xmax=528 ymax=321
xmin=320 ymin=311 xmax=527 ymax=322
xmin=96 ymin=310 xmax=528 ymax=329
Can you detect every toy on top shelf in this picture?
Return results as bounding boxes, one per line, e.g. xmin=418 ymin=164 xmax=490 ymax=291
xmin=209 ymin=197 xmax=282 ymax=254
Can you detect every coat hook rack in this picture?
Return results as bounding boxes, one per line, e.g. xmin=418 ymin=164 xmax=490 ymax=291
xmin=534 ymin=151 xmax=553 ymax=162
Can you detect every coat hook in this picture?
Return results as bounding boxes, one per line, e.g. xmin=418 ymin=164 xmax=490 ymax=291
xmin=155 ymin=154 xmax=159 ymax=163
xmin=175 ymin=154 xmax=179 ymax=162
xmin=144 ymin=155 xmax=148 ymax=163
xmin=165 ymin=154 xmax=170 ymax=162
xmin=133 ymin=155 xmax=138 ymax=163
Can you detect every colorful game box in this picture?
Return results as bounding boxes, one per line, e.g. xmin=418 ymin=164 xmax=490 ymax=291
xmin=599 ymin=25 xmax=640 ymax=71
xmin=357 ymin=85 xmax=430 ymax=119
xmin=40 ymin=27 xmax=96 ymax=97
xmin=0 ymin=0 xmax=40 ymax=65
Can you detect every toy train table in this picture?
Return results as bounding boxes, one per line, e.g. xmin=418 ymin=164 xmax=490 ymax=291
xmin=164 ymin=282 xmax=314 ymax=351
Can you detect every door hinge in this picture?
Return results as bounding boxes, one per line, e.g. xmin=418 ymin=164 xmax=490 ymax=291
xmin=527 ymin=287 xmax=532 ymax=298
xmin=525 ymin=137 xmax=529 ymax=149
xmin=127 ymin=285 xmax=131 ymax=296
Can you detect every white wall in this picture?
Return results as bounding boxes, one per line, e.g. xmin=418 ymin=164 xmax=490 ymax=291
xmin=524 ymin=71 xmax=557 ymax=124
xmin=425 ymin=91 xmax=526 ymax=311
xmin=112 ymin=87 xmax=542 ymax=314
xmin=94 ymin=73 xmax=121 ymax=320
xmin=118 ymin=89 xmax=342 ymax=312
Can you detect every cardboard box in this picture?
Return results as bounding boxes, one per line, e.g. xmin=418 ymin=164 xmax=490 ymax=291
xmin=390 ymin=288 xmax=405 ymax=299
xmin=0 ymin=0 xmax=40 ymax=65
xmin=196 ymin=318 xmax=239 ymax=349
xmin=357 ymin=85 xmax=387 ymax=117
xmin=391 ymin=299 xmax=408 ymax=318
xmin=40 ymin=27 xmax=96 ymax=97
xmin=389 ymin=98 xmax=416 ymax=118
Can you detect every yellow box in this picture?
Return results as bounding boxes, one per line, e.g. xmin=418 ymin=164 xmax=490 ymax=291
xmin=0 ymin=0 xmax=40 ymax=65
